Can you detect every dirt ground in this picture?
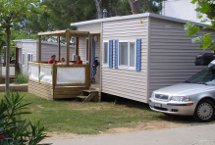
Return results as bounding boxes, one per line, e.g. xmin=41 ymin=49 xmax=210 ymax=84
xmin=46 ymin=120 xmax=192 ymax=139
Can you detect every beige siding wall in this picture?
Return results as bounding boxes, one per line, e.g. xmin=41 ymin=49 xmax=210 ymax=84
xmin=76 ymin=24 xmax=101 ymax=83
xmin=102 ymin=18 xmax=149 ymax=103
xmin=77 ymin=23 xmax=101 ymax=33
xmin=149 ymin=18 xmax=206 ymax=95
xmin=41 ymin=43 xmax=75 ymax=62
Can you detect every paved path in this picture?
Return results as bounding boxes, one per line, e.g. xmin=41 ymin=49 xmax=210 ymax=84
xmin=42 ymin=123 xmax=215 ymax=145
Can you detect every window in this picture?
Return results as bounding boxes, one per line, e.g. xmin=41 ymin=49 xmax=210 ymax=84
xmin=119 ymin=42 xmax=128 ymax=66
xmin=27 ymin=54 xmax=33 ymax=61
xmin=103 ymin=42 xmax=109 ymax=64
xmin=118 ymin=41 xmax=135 ymax=69
xmin=22 ymin=54 xmax=25 ymax=65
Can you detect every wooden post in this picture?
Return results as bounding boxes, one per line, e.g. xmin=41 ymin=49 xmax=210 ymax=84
xmin=87 ymin=35 xmax=91 ymax=88
xmin=3 ymin=46 xmax=6 ymax=66
xmin=58 ymin=36 xmax=61 ymax=62
xmin=76 ymin=37 xmax=79 ymax=55
xmin=15 ymin=47 xmax=19 ymax=74
xmin=66 ymin=32 xmax=70 ymax=65
xmin=52 ymin=64 xmax=57 ymax=99
xmin=88 ymin=36 xmax=92 ymax=66
xmin=38 ymin=35 xmax=42 ymax=63
xmin=86 ymin=39 xmax=89 ymax=61
xmin=52 ymin=64 xmax=57 ymax=89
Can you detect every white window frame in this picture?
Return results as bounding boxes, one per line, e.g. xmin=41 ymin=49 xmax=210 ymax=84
xmin=118 ymin=41 xmax=136 ymax=70
xmin=103 ymin=41 xmax=109 ymax=67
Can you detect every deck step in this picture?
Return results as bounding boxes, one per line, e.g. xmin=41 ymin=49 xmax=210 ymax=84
xmin=76 ymin=95 xmax=88 ymax=99
xmin=82 ymin=90 xmax=98 ymax=93
xmin=76 ymin=90 xmax=100 ymax=102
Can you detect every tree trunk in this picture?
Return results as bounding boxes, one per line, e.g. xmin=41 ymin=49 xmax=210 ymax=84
xmin=128 ymin=0 xmax=138 ymax=14
xmin=94 ymin=0 xmax=102 ymax=18
xmin=5 ymin=27 xmax=11 ymax=93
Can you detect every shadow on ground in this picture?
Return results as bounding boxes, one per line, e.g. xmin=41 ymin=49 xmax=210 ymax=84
xmin=101 ymin=93 xmax=215 ymax=125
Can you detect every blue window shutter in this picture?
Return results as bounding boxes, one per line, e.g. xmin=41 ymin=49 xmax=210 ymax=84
xmin=115 ymin=40 xmax=119 ymax=69
xmin=136 ymin=39 xmax=142 ymax=72
xmin=109 ymin=40 xmax=113 ymax=68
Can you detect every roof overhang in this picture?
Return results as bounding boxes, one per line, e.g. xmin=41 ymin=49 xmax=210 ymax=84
xmin=70 ymin=13 xmax=209 ymax=27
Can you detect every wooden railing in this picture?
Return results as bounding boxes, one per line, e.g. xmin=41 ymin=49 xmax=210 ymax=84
xmin=28 ymin=62 xmax=90 ymax=88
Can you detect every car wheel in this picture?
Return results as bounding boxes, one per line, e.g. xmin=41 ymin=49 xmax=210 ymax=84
xmin=194 ymin=100 xmax=215 ymax=122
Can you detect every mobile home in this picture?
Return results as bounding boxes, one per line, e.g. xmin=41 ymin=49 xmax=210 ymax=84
xmin=70 ymin=13 xmax=208 ymax=103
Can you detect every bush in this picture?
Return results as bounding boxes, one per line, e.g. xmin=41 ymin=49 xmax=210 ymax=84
xmin=15 ymin=73 xmax=28 ymax=84
xmin=0 ymin=92 xmax=46 ymax=145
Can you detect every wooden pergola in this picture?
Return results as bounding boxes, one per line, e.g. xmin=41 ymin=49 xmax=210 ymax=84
xmin=38 ymin=29 xmax=91 ymax=65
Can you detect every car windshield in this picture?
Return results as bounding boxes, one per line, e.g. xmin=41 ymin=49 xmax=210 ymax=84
xmin=185 ymin=69 xmax=215 ymax=85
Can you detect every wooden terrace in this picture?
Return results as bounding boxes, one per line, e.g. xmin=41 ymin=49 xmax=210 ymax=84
xmin=28 ymin=29 xmax=93 ymax=99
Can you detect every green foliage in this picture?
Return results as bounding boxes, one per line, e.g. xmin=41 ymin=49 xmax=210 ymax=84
xmin=14 ymin=73 xmax=28 ymax=84
xmin=185 ymin=0 xmax=215 ymax=50
xmin=28 ymin=0 xmax=96 ymax=32
xmin=0 ymin=92 xmax=46 ymax=145
xmin=11 ymin=29 xmax=37 ymax=40
xmin=27 ymin=0 xmax=165 ymax=32
xmin=185 ymin=22 xmax=200 ymax=36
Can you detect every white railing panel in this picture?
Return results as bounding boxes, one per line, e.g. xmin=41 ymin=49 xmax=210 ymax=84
xmin=2 ymin=66 xmax=15 ymax=77
xmin=28 ymin=64 xmax=39 ymax=81
xmin=57 ymin=67 xmax=85 ymax=85
xmin=40 ymin=65 xmax=52 ymax=84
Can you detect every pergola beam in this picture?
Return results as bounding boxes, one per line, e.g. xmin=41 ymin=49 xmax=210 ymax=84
xmin=38 ymin=29 xmax=89 ymax=37
xmin=75 ymin=37 xmax=79 ymax=56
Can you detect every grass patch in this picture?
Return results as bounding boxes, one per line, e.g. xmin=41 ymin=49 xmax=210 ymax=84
xmin=14 ymin=73 xmax=28 ymax=84
xmin=0 ymin=93 xmax=164 ymax=134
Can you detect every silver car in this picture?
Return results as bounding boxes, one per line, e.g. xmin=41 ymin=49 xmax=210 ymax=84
xmin=149 ymin=68 xmax=215 ymax=122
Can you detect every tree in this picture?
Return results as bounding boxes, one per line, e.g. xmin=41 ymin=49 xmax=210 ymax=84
xmin=27 ymin=0 xmax=96 ymax=32
xmin=185 ymin=0 xmax=215 ymax=50
xmin=94 ymin=0 xmax=102 ymax=18
xmin=0 ymin=0 xmax=43 ymax=93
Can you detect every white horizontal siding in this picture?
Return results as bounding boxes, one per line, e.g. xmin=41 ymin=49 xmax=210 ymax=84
xmin=102 ymin=18 xmax=149 ymax=103
xmin=77 ymin=23 xmax=101 ymax=33
xmin=149 ymin=18 xmax=206 ymax=94
xmin=41 ymin=43 xmax=75 ymax=62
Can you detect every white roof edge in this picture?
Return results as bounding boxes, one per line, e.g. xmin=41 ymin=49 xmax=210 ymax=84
xmin=148 ymin=13 xmax=207 ymax=27
xmin=70 ymin=13 xmax=150 ymax=26
xmin=13 ymin=39 xmax=38 ymax=43
xmin=70 ymin=12 xmax=208 ymax=27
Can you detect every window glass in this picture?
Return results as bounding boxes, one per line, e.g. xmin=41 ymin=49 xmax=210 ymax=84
xmin=129 ymin=42 xmax=135 ymax=67
xmin=119 ymin=42 xmax=128 ymax=66
xmin=103 ymin=42 xmax=108 ymax=64
xmin=186 ymin=69 xmax=215 ymax=84
xmin=28 ymin=54 xmax=33 ymax=61
xmin=22 ymin=54 xmax=25 ymax=65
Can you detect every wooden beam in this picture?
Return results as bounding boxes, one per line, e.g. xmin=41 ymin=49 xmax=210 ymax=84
xmin=58 ymin=36 xmax=61 ymax=61
xmin=66 ymin=32 xmax=70 ymax=65
xmin=88 ymin=36 xmax=92 ymax=66
xmin=52 ymin=64 xmax=57 ymax=90
xmin=75 ymin=37 xmax=79 ymax=55
xmin=38 ymin=35 xmax=42 ymax=63
xmin=15 ymin=47 xmax=19 ymax=74
xmin=87 ymin=36 xmax=91 ymax=88
xmin=38 ymin=29 xmax=89 ymax=37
